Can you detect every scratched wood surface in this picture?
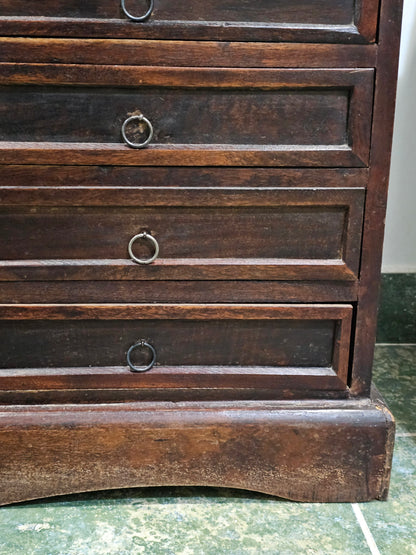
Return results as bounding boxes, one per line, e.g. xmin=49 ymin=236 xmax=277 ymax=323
xmin=0 ymin=0 xmax=402 ymax=504
xmin=0 ymin=389 xmax=395 ymax=504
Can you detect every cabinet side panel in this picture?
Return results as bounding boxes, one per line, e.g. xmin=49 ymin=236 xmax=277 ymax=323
xmin=350 ymin=0 xmax=404 ymax=395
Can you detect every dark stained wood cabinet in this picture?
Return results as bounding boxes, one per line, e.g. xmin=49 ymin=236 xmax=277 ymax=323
xmin=0 ymin=0 xmax=403 ymax=504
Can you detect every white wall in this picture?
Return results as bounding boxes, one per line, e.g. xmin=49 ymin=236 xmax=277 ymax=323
xmin=382 ymin=0 xmax=416 ymax=272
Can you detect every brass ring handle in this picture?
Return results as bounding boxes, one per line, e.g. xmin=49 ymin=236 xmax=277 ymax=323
xmin=127 ymin=340 xmax=156 ymax=373
xmin=121 ymin=114 xmax=154 ymax=149
xmin=121 ymin=0 xmax=154 ymax=21
xmin=128 ymin=231 xmax=159 ymax=264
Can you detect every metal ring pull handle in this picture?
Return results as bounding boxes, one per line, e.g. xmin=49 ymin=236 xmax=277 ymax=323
xmin=121 ymin=0 xmax=154 ymax=21
xmin=121 ymin=115 xmax=154 ymax=149
xmin=128 ymin=231 xmax=159 ymax=264
xmin=127 ymin=340 xmax=156 ymax=373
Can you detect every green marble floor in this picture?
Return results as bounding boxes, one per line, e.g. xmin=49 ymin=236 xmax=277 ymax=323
xmin=0 ymin=345 xmax=415 ymax=555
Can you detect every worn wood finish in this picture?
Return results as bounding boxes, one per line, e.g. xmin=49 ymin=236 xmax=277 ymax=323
xmin=0 ymin=186 xmax=366 ymax=207
xmin=0 ymin=261 xmax=357 ymax=282
xmin=0 ymin=387 xmax=351 ymax=404
xmin=0 ymin=166 xmax=370 ymax=189
xmin=0 ymin=144 xmax=368 ymax=168
xmin=0 ymin=0 xmax=402 ymax=504
xmin=0 ymin=303 xmax=353 ymax=321
xmin=0 ymin=281 xmax=359 ymax=304
xmin=0 ymin=389 xmax=395 ymax=505
xmin=350 ymin=0 xmax=404 ymax=395
xmin=0 ymin=87 xmax=351 ymax=145
xmin=0 ymin=0 xmax=379 ymax=43
xmin=0 ymin=64 xmax=374 ymax=89
xmin=0 ymin=0 xmax=361 ymax=23
xmin=0 ymin=39 xmax=378 ymax=68
xmin=0 ymin=303 xmax=352 ymax=398
xmin=0 ymin=68 xmax=373 ymax=167
xmin=0 ymin=188 xmax=364 ymax=282
xmin=0 ymin=319 xmax=349 ymax=392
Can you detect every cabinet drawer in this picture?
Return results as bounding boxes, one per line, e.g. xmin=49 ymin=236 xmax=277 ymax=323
xmin=0 ymin=0 xmax=379 ymax=43
xmin=0 ymin=68 xmax=374 ymax=167
xmin=0 ymin=188 xmax=364 ymax=282
xmin=0 ymin=304 xmax=353 ymax=401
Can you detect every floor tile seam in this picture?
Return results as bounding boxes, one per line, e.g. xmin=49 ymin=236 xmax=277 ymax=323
xmin=351 ymin=503 xmax=381 ymax=555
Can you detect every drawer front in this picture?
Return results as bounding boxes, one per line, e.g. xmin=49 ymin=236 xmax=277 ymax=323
xmin=0 ymin=68 xmax=374 ymax=167
xmin=0 ymin=304 xmax=353 ymax=400
xmin=0 ymin=188 xmax=364 ymax=282
xmin=0 ymin=0 xmax=379 ymax=43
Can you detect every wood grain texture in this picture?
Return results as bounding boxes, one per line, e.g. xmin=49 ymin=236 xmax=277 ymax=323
xmin=0 ymin=317 xmax=338 ymax=369
xmin=0 ymin=323 xmax=346 ymax=392
xmin=0 ymin=205 xmax=352 ymax=257
xmin=0 ymin=303 xmax=352 ymax=398
xmin=350 ymin=0 xmax=404 ymax=395
xmin=0 ymin=0 xmax=379 ymax=43
xmin=0 ymin=387 xmax=351 ymax=404
xmin=0 ymin=303 xmax=353 ymax=320
xmin=0 ymin=64 xmax=373 ymax=89
xmin=0 ymin=143 xmax=367 ymax=168
xmin=0 ymin=86 xmax=351 ymax=145
xmin=0 ymin=166 xmax=370 ymax=189
xmin=0 ymin=260 xmax=357 ymax=282
xmin=0 ymin=39 xmax=377 ymax=68
xmin=0 ymin=388 xmax=394 ymax=505
xmin=0 ymin=0 xmax=358 ymax=22
xmin=0 ymin=0 xmax=400 ymax=504
xmin=0 ymin=281 xmax=359 ymax=304
xmin=0 ymin=67 xmax=374 ymax=167
xmin=0 ymin=188 xmax=364 ymax=282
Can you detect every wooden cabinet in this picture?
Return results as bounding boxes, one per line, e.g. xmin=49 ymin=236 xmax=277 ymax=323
xmin=0 ymin=0 xmax=402 ymax=504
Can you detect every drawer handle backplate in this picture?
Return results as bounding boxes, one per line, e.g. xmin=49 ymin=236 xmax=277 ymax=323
xmin=127 ymin=340 xmax=157 ymax=373
xmin=121 ymin=114 xmax=154 ymax=149
xmin=121 ymin=0 xmax=154 ymax=21
xmin=128 ymin=231 xmax=159 ymax=264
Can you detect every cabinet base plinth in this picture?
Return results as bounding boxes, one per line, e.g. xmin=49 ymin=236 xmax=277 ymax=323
xmin=0 ymin=386 xmax=394 ymax=505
